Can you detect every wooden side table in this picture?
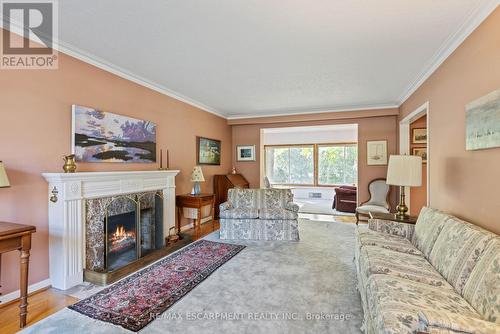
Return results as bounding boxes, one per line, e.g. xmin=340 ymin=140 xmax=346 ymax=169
xmin=176 ymin=193 xmax=215 ymax=233
xmin=369 ymin=211 xmax=418 ymax=224
xmin=0 ymin=222 xmax=36 ymax=328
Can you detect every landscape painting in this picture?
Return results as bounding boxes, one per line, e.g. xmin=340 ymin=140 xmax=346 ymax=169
xmin=72 ymin=105 xmax=156 ymax=162
xmin=197 ymin=136 xmax=221 ymax=165
xmin=466 ymin=89 xmax=500 ymax=151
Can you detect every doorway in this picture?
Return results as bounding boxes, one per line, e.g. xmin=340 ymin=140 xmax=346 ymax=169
xmin=399 ymin=102 xmax=429 ymax=214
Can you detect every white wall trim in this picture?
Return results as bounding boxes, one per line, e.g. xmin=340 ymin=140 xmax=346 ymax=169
xmin=397 ymin=0 xmax=499 ymax=105
xmin=0 ymin=279 xmax=51 ymax=305
xmin=399 ymin=102 xmax=430 ymax=209
xmin=226 ymin=103 xmax=399 ymax=120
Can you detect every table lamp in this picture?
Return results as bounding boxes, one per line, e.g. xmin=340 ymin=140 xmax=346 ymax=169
xmin=386 ymin=155 xmax=422 ymax=218
xmin=0 ymin=161 xmax=10 ymax=188
xmin=190 ymin=166 xmax=205 ymax=195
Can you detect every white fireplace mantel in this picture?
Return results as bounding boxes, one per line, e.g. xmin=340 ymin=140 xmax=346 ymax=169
xmin=42 ymin=170 xmax=179 ymax=290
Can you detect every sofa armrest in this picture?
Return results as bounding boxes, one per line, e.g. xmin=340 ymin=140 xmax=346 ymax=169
xmin=368 ymin=218 xmax=415 ymax=241
xmin=285 ymin=202 xmax=300 ymax=213
xmin=219 ymin=202 xmax=232 ymax=213
xmin=414 ymin=310 xmax=500 ymax=334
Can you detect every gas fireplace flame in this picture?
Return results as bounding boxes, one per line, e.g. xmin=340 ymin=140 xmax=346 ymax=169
xmin=109 ymin=225 xmax=136 ymax=253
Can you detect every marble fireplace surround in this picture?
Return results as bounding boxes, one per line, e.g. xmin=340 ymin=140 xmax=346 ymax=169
xmin=42 ymin=170 xmax=179 ymax=290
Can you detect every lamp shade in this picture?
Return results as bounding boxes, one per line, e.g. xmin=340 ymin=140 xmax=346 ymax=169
xmin=386 ymin=155 xmax=422 ymax=187
xmin=190 ymin=166 xmax=205 ymax=182
xmin=0 ymin=161 xmax=10 ymax=188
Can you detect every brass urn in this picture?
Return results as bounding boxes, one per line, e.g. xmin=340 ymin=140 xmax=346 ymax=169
xmin=62 ymin=154 xmax=77 ymax=173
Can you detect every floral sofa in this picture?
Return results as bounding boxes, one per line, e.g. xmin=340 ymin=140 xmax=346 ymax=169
xmin=355 ymin=206 xmax=499 ymax=334
xmin=219 ymin=188 xmax=300 ymax=241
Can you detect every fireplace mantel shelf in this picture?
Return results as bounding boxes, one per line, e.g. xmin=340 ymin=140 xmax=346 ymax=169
xmin=42 ymin=170 xmax=179 ymax=290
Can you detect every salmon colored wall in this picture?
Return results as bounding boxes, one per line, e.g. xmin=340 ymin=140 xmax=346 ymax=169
xmin=231 ymin=113 xmax=399 ymax=207
xmin=400 ymin=7 xmax=500 ymax=234
xmin=409 ymin=115 xmax=427 ymax=215
xmin=0 ymin=45 xmax=232 ymax=294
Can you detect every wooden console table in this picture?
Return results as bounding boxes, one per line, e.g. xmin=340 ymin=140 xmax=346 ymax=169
xmin=0 ymin=222 xmax=36 ymax=328
xmin=176 ymin=194 xmax=215 ymax=232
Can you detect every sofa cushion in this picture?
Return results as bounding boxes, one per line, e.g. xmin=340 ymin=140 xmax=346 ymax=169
xmin=259 ymin=189 xmax=294 ymax=209
xmin=462 ymin=238 xmax=500 ymax=323
xmin=412 ymin=207 xmax=451 ymax=258
xmin=356 ymin=205 xmax=389 ymax=214
xmin=259 ymin=208 xmax=298 ymax=220
xmin=429 ymin=217 xmax=495 ymax=294
xmin=368 ymin=219 xmax=415 ymax=241
xmin=227 ymin=189 xmax=259 ymax=208
xmin=356 ymin=229 xmax=422 ymax=256
xmin=219 ymin=208 xmax=259 ymax=219
xmin=366 ymin=275 xmax=480 ymax=334
xmin=359 ymin=246 xmax=453 ymax=290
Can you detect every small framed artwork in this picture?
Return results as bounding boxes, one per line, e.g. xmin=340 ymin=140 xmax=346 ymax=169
xmin=367 ymin=140 xmax=388 ymax=165
xmin=236 ymin=145 xmax=256 ymax=161
xmin=412 ymin=147 xmax=427 ymax=163
xmin=412 ymin=128 xmax=427 ymax=144
xmin=466 ymin=88 xmax=500 ymax=150
xmin=197 ymin=136 xmax=221 ymax=165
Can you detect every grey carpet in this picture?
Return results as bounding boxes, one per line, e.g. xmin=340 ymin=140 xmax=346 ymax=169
xmin=20 ymin=219 xmax=363 ymax=334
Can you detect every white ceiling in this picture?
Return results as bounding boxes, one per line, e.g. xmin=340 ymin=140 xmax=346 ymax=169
xmin=56 ymin=0 xmax=499 ymax=119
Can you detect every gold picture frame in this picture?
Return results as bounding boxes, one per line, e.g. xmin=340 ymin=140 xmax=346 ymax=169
xmin=412 ymin=128 xmax=427 ymax=144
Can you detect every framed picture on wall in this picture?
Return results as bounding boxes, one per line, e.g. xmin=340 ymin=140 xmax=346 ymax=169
xmin=366 ymin=140 xmax=388 ymax=165
xmin=196 ymin=136 xmax=221 ymax=165
xmin=412 ymin=147 xmax=427 ymax=164
xmin=236 ymin=145 xmax=256 ymax=161
xmin=412 ymin=128 xmax=427 ymax=144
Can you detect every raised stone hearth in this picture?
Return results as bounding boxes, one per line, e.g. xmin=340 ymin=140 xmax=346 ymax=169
xmin=42 ymin=170 xmax=179 ymax=290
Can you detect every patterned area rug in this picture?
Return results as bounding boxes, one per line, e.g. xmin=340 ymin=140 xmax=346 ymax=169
xmin=69 ymin=240 xmax=245 ymax=332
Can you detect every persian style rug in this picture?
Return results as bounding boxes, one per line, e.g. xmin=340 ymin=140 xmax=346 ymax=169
xmin=68 ymin=240 xmax=245 ymax=331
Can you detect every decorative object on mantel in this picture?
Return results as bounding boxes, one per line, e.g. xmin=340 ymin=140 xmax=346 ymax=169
xmin=190 ymin=166 xmax=205 ymax=195
xmin=0 ymin=161 xmax=10 ymax=187
xmin=236 ymin=145 xmax=256 ymax=161
xmin=196 ymin=136 xmax=221 ymax=165
xmin=72 ymin=105 xmax=157 ymax=163
xmin=386 ymin=155 xmax=422 ymax=219
xmin=231 ymin=166 xmax=237 ymax=174
xmin=62 ymin=154 xmax=77 ymax=173
xmin=68 ymin=240 xmax=245 ymax=332
xmin=158 ymin=149 xmax=170 ymax=170
xmin=466 ymin=88 xmax=500 ymax=151
xmin=366 ymin=140 xmax=388 ymax=165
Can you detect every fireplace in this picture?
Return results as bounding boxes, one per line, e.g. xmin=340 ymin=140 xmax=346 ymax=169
xmin=85 ymin=191 xmax=165 ymax=282
xmin=42 ymin=170 xmax=179 ymax=290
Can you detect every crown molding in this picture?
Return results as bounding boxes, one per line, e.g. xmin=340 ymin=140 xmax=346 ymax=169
xmin=397 ymin=0 xmax=499 ymax=105
xmin=226 ymin=103 xmax=399 ymax=120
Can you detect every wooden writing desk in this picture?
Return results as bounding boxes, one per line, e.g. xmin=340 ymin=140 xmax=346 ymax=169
xmin=0 ymin=222 xmax=36 ymax=328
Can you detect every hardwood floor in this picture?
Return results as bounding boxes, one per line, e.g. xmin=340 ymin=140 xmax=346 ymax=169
xmin=0 ymin=220 xmax=220 ymax=334
xmin=0 ymin=288 xmax=78 ymax=334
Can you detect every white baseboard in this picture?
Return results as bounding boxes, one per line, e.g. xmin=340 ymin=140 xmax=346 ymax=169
xmin=0 ymin=278 xmax=52 ymax=305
